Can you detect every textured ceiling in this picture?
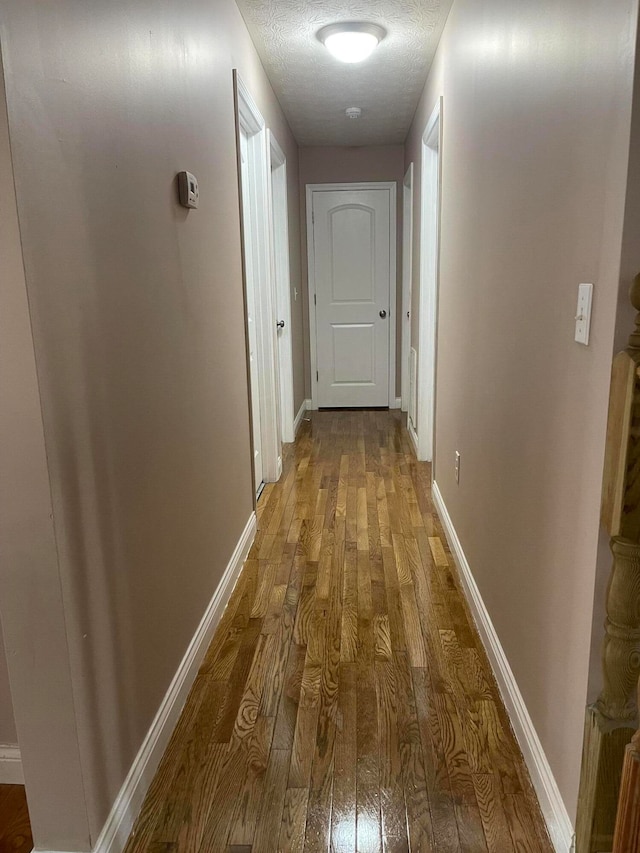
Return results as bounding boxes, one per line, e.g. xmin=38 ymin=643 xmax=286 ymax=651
xmin=234 ymin=0 xmax=453 ymax=146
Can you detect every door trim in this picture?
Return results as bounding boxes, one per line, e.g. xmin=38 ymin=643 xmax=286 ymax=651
xmin=267 ymin=131 xmax=295 ymax=444
xmin=417 ymin=99 xmax=442 ymax=463
xmin=306 ymin=181 xmax=397 ymax=411
xmin=234 ymin=72 xmax=282 ymax=487
xmin=401 ymin=163 xmax=414 ymax=413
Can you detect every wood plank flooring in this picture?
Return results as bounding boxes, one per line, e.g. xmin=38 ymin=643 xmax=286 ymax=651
xmin=0 ymin=785 xmax=32 ymax=853
xmin=124 ymin=410 xmax=552 ymax=852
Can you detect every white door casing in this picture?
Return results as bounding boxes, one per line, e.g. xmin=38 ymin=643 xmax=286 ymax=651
xmin=267 ymin=131 xmax=295 ymax=444
xmin=235 ymin=72 xmax=282 ymax=492
xmin=307 ymin=183 xmax=397 ymax=409
xmin=401 ymin=163 xmax=414 ymax=413
xmin=239 ymin=129 xmax=263 ymax=488
xmin=416 ymin=98 xmax=442 ymax=464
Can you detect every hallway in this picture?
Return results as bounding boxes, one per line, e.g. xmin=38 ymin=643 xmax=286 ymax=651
xmin=123 ymin=410 xmax=552 ymax=852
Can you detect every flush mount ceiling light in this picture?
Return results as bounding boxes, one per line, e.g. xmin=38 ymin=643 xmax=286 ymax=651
xmin=318 ymin=22 xmax=386 ymax=64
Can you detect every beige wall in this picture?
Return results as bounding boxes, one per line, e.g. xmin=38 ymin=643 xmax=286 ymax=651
xmin=0 ymin=0 xmax=301 ymax=848
xmin=299 ymin=145 xmax=405 ymax=400
xmin=405 ymin=0 xmax=638 ymax=824
xmin=0 ymin=53 xmax=90 ymax=846
xmin=0 ymin=630 xmax=17 ymax=744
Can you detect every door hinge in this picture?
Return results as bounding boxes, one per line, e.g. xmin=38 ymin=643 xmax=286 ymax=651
xmin=314 ymin=293 xmax=316 ymax=306
xmin=316 ymin=370 xmax=319 ymax=382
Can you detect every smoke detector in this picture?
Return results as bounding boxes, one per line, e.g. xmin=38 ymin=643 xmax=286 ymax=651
xmin=345 ymin=107 xmax=362 ymax=120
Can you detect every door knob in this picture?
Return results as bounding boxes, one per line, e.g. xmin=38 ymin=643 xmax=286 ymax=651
xmin=276 ymin=320 xmax=285 ymax=329
xmin=379 ymin=310 xmax=387 ymax=319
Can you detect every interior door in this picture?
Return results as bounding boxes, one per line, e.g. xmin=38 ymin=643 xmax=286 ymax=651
xmin=269 ymin=157 xmax=287 ymax=443
xmin=239 ymin=129 xmax=263 ymax=492
xmin=312 ymin=187 xmax=392 ymax=408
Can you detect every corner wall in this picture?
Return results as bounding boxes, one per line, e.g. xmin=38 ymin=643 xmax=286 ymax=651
xmin=0 ymin=52 xmax=90 ymax=846
xmin=0 ymin=0 xmax=301 ymax=848
xmin=405 ymin=0 xmax=638 ymax=824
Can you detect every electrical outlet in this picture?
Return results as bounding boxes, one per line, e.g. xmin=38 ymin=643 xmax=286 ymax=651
xmin=455 ymin=451 xmax=461 ymax=484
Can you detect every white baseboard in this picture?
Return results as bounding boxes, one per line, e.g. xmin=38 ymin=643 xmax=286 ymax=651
xmin=0 ymin=744 xmax=24 ymax=784
xmin=87 ymin=512 xmax=256 ymax=853
xmin=294 ymin=400 xmax=307 ymax=435
xmin=390 ymin=397 xmax=402 ymax=410
xmin=407 ymin=419 xmax=419 ymax=457
xmin=432 ymin=482 xmax=574 ymax=853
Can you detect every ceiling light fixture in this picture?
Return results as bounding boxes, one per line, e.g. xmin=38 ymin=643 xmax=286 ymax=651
xmin=318 ymin=22 xmax=386 ymax=64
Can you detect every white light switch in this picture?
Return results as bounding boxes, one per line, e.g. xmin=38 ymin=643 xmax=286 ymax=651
xmin=574 ymin=283 xmax=593 ymax=345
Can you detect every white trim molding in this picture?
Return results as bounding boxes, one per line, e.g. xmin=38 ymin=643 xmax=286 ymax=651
xmin=294 ymin=399 xmax=307 ymax=435
xmin=306 ymin=181 xmax=397 ymax=411
xmin=416 ymin=98 xmax=442 ymax=463
xmin=83 ymin=512 xmax=256 ymax=853
xmin=390 ymin=397 xmax=402 ymax=410
xmin=432 ymin=482 xmax=574 ymax=853
xmin=0 ymin=744 xmax=23 ymax=784
xmin=401 ymin=163 xmax=414 ymax=414
xmin=408 ymin=419 xmax=419 ymax=457
xmin=235 ymin=71 xmax=281 ymax=485
xmin=267 ymin=130 xmax=295 ymax=445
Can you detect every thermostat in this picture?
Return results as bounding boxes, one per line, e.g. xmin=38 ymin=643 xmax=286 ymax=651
xmin=178 ymin=171 xmax=199 ymax=209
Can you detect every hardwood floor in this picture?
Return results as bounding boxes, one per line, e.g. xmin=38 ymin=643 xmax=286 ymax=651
xmin=0 ymin=785 xmax=32 ymax=853
xmin=124 ymin=410 xmax=552 ymax=852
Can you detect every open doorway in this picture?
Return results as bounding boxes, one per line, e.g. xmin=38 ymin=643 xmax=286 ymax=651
xmin=415 ymin=99 xmax=442 ymax=464
xmin=0 ymin=634 xmax=31 ymax=853
xmin=234 ymin=72 xmax=282 ymax=497
xmin=267 ymin=132 xmax=294 ymax=444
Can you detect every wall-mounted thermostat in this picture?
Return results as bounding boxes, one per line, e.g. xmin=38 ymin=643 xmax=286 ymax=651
xmin=178 ymin=171 xmax=199 ymax=209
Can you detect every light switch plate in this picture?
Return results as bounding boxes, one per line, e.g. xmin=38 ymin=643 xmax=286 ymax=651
xmin=575 ymin=283 xmax=593 ymax=345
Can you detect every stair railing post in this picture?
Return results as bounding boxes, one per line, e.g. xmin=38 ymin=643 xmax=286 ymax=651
xmin=576 ymin=273 xmax=640 ymax=853
xmin=612 ymin=678 xmax=640 ymax=852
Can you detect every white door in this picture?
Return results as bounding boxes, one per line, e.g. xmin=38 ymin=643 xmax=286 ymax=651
xmin=311 ymin=186 xmax=393 ymax=408
xmin=239 ymin=129 xmax=263 ymax=490
xmin=268 ymin=133 xmax=294 ymax=444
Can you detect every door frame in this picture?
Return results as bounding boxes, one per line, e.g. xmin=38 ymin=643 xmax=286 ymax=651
xmin=306 ymin=181 xmax=397 ymax=411
xmin=234 ymin=71 xmax=282 ymax=488
xmin=267 ymin=130 xmax=295 ymax=444
xmin=416 ymin=98 xmax=442 ymax=463
xmin=401 ymin=163 xmax=414 ymax=413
